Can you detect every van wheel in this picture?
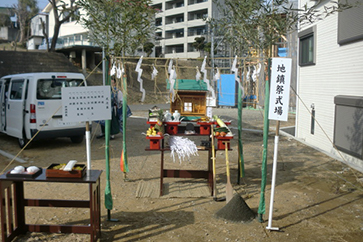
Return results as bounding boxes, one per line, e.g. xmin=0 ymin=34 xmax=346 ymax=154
xmin=70 ymin=135 xmax=84 ymax=144
xmin=18 ymin=136 xmax=29 ymax=149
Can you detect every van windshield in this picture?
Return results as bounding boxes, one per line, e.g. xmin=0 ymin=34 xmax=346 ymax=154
xmin=37 ymin=78 xmax=85 ymax=99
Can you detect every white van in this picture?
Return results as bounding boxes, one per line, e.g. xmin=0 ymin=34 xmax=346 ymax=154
xmin=0 ymin=72 xmax=88 ymax=148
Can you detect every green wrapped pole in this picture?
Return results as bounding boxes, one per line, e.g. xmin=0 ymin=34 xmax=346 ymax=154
xmin=258 ymin=58 xmax=271 ymax=222
xmin=237 ymin=78 xmax=245 ymax=184
xmin=121 ymin=74 xmax=129 ymax=175
xmin=104 ymin=58 xmax=113 ymax=211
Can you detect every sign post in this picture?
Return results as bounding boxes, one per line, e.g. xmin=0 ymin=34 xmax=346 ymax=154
xmin=266 ymin=58 xmax=292 ymax=231
xmin=62 ymin=86 xmax=111 ymax=170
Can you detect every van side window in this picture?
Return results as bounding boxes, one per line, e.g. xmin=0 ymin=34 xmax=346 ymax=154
xmin=10 ymin=80 xmax=24 ymax=100
xmin=37 ymin=79 xmax=84 ymax=99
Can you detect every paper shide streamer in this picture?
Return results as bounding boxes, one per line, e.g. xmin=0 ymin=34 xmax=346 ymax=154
xmin=169 ymin=136 xmax=199 ymax=163
xmin=195 ymin=66 xmax=201 ymax=81
xmin=135 ymin=56 xmax=146 ymax=102
xmin=151 ymin=64 xmax=158 ymax=80
xmin=168 ymin=59 xmax=177 ymax=102
xmin=200 ymin=56 xmax=215 ymax=99
xmin=116 ymin=62 xmax=124 ymax=79
xmin=213 ymin=67 xmax=221 ymax=83
xmin=252 ymin=63 xmax=261 ymax=83
xmin=110 ymin=61 xmax=117 ymax=77
xmin=231 ymin=55 xmax=245 ymax=98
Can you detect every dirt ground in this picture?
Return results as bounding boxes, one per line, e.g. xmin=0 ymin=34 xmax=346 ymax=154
xmin=1 ymin=106 xmax=363 ymax=242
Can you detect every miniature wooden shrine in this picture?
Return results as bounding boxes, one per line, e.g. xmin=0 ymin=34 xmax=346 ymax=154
xmin=168 ymin=79 xmax=209 ymax=120
xmin=171 ymin=90 xmax=207 ymax=118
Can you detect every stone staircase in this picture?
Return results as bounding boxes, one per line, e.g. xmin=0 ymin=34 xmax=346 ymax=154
xmin=0 ymin=51 xmax=80 ymax=78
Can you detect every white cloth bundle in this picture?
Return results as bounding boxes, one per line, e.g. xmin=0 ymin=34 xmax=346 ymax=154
xmin=169 ymin=136 xmax=199 ymax=163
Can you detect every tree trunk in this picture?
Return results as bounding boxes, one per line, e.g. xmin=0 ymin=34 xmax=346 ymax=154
xmin=17 ymin=11 xmax=26 ymax=44
xmin=50 ymin=21 xmax=61 ymax=52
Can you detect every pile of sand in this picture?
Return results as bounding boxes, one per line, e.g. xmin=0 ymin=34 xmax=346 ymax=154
xmin=214 ymin=194 xmax=256 ymax=223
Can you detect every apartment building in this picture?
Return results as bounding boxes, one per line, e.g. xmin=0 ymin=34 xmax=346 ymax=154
xmin=151 ymin=0 xmax=222 ymax=58
xmin=34 ymin=0 xmax=221 ymax=61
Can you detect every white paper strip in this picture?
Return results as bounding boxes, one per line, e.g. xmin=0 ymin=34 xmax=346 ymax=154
xmin=231 ymin=55 xmax=245 ymax=97
xmin=196 ymin=66 xmax=201 ymax=81
xmin=135 ymin=56 xmax=146 ymax=102
xmin=151 ymin=64 xmax=158 ymax=80
xmin=201 ymin=56 xmax=215 ymax=99
xmin=169 ymin=68 xmax=177 ymax=102
xmin=169 ymin=136 xmax=199 ymax=163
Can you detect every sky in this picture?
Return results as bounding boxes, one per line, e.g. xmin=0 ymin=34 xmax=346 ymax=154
xmin=0 ymin=0 xmax=49 ymax=11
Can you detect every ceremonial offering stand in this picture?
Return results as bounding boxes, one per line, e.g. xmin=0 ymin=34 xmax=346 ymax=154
xmin=146 ymin=123 xmax=216 ymax=196
xmin=0 ymin=169 xmax=102 ymax=242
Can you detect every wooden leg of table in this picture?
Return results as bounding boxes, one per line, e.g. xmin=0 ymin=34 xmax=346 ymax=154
xmin=208 ymin=147 xmax=213 ymax=196
xmin=14 ymin=182 xmax=26 ymax=234
xmin=89 ymin=183 xmax=94 ymax=242
xmin=6 ymin=186 xmax=13 ymax=234
xmin=0 ymin=181 xmax=26 ymax=242
xmin=0 ymin=181 xmax=7 ymax=242
xmin=89 ymin=179 xmax=101 ymax=242
xmin=160 ymin=150 xmax=164 ymax=197
xmin=95 ymin=178 xmax=101 ymax=239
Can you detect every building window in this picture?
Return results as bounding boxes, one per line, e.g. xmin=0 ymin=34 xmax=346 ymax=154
xmin=338 ymin=0 xmax=363 ymax=45
xmin=334 ymin=95 xmax=363 ymax=159
xmin=298 ymin=26 xmax=316 ymax=66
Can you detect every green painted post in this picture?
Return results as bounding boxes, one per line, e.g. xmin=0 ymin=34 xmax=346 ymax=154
xmin=258 ymin=58 xmax=271 ymax=222
xmin=237 ymin=79 xmax=245 ymax=183
xmin=104 ymin=58 xmax=113 ymax=212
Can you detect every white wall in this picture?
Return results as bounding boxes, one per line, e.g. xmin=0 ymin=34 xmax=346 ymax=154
xmin=297 ymin=1 xmax=363 ymax=171
xmin=30 ymin=15 xmax=47 ymax=36
xmin=46 ymin=0 xmax=87 ymax=38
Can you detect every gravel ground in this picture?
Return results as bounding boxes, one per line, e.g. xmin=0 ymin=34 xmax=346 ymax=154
xmin=1 ymin=104 xmax=363 ymax=242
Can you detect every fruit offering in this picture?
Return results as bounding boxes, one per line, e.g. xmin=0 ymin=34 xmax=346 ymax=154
xmin=213 ymin=127 xmax=229 ymax=137
xmin=51 ymin=163 xmax=83 ymax=171
xmin=146 ymin=127 xmax=157 ymax=136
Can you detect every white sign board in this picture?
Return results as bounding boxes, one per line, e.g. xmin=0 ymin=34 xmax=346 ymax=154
xmin=62 ymin=86 xmax=111 ymax=122
xmin=268 ymin=58 xmax=292 ymax=121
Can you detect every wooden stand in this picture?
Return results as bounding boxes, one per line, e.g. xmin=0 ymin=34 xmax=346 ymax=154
xmin=146 ymin=125 xmax=213 ymax=196
xmin=0 ymin=169 xmax=102 ymax=242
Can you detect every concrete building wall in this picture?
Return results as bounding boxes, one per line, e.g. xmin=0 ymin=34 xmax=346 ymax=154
xmin=297 ymin=0 xmax=363 ymax=171
xmin=152 ymin=0 xmax=220 ymax=58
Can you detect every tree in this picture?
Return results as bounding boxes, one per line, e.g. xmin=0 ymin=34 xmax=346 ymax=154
xmin=209 ymin=0 xmax=357 ymax=57
xmin=0 ymin=13 xmax=11 ymax=27
xmin=13 ymin=0 xmax=39 ymax=44
xmin=143 ymin=42 xmax=154 ymax=57
xmin=192 ymin=36 xmax=206 ymax=56
xmin=204 ymin=42 xmax=217 ymax=56
xmin=47 ymin=0 xmax=78 ymax=52
xmin=77 ymin=0 xmax=157 ymax=56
